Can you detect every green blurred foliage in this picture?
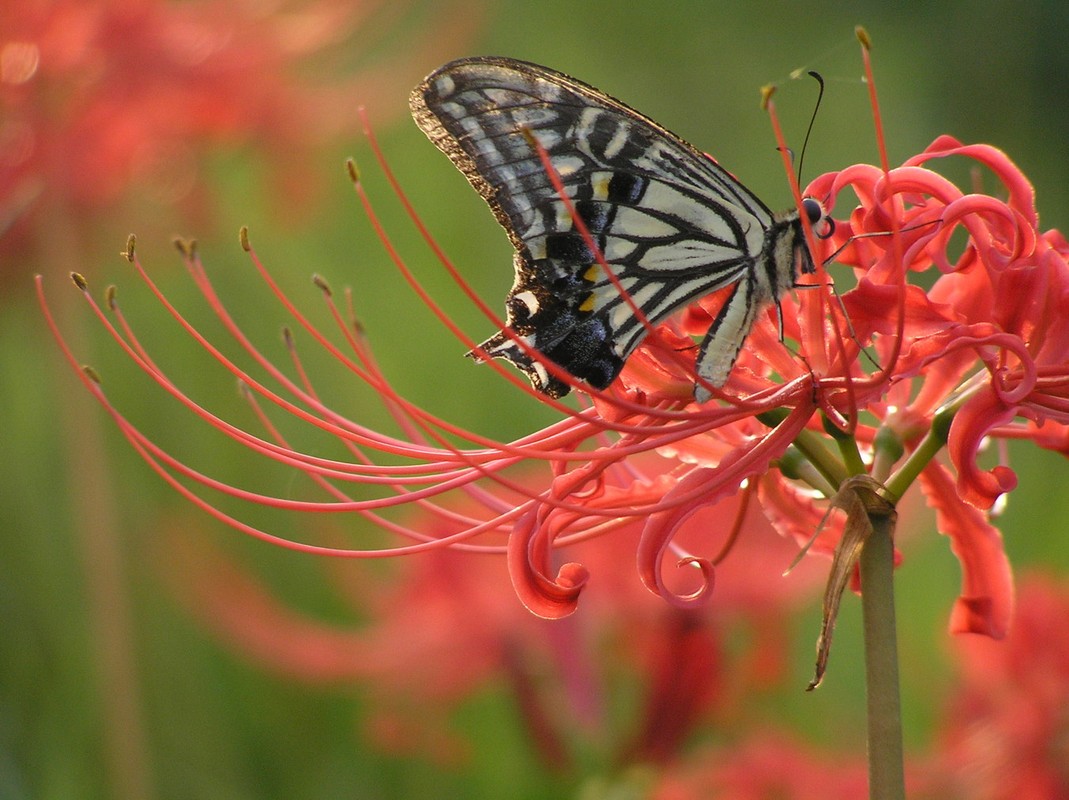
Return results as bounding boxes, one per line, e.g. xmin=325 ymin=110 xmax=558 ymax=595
xmin=4 ymin=2 xmax=1069 ymax=798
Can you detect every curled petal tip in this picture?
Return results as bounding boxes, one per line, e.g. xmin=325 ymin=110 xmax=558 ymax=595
xmin=515 ymin=561 xmax=590 ymax=620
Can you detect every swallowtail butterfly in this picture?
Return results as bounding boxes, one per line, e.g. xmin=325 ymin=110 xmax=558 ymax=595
xmin=410 ymin=57 xmax=828 ymax=402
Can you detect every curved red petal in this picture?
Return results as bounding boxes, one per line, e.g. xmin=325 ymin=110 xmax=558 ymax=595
xmin=920 ymin=463 xmax=1014 ymax=638
xmin=949 ymin=386 xmax=1021 ymax=509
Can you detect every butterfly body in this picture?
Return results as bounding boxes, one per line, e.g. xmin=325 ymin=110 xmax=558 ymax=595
xmin=410 ymin=57 xmax=822 ymax=401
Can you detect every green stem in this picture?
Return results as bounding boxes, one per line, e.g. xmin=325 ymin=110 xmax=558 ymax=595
xmin=859 ymin=511 xmax=905 ymax=800
xmin=760 ymin=409 xmax=848 ymax=490
xmin=884 ymin=405 xmax=952 ymax=500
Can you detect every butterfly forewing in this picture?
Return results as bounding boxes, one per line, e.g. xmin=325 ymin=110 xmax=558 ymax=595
xmin=410 ymin=56 xmax=813 ymax=399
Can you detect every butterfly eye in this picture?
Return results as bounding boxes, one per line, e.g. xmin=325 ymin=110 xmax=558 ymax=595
xmin=803 ymin=197 xmax=835 ymax=239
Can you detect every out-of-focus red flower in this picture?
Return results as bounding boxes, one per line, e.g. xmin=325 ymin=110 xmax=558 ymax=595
xmin=1 ymin=0 xmax=478 ymax=265
xmin=37 ymin=45 xmax=1069 ymax=651
xmin=936 ymin=573 xmax=1069 ymax=799
xmin=652 ymin=733 xmax=873 ymax=800
xmin=160 ymin=480 xmax=829 ymax=768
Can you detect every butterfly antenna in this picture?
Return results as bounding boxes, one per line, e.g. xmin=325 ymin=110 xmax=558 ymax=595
xmin=795 ymin=71 xmax=825 ymax=185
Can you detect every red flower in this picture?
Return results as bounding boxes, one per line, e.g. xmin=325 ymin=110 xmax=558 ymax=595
xmin=1 ymin=0 xmax=476 ymax=265
xmin=805 ymin=136 xmax=1069 ymax=636
xmin=936 ymin=573 xmax=1069 ymax=799
xmin=652 ymin=733 xmax=874 ymax=800
xmin=38 ymin=47 xmax=1069 ymax=648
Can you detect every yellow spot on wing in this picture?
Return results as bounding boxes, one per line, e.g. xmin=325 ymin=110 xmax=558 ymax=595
xmin=583 ymin=264 xmax=600 ymax=282
xmin=579 ymin=293 xmax=596 ymax=312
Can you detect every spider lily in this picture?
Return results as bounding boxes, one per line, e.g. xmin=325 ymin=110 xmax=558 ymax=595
xmin=37 ymin=43 xmax=1069 ymax=651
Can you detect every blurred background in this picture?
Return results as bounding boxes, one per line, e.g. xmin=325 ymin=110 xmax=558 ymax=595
xmin=4 ymin=1 xmax=1069 ymax=798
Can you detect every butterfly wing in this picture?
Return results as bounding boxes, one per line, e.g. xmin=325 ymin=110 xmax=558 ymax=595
xmin=410 ymin=56 xmax=787 ymax=398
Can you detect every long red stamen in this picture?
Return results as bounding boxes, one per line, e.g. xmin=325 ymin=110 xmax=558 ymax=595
xmin=855 ymin=27 xmax=907 ymax=390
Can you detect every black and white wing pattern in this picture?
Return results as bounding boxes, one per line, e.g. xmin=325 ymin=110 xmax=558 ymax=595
xmin=410 ymin=57 xmax=822 ymax=401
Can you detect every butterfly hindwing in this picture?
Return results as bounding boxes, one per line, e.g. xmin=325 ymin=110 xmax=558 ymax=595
xmin=410 ymin=57 xmax=813 ymax=398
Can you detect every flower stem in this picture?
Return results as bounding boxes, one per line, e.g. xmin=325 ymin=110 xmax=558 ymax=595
xmin=859 ymin=511 xmax=905 ymax=800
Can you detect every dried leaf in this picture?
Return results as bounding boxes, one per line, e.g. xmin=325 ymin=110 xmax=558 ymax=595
xmin=808 ymin=476 xmax=897 ymax=690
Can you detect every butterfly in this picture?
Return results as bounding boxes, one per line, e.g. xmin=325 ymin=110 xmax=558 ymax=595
xmin=409 ymin=57 xmax=829 ymax=402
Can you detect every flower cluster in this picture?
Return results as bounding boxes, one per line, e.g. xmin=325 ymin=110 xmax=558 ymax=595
xmin=37 ymin=48 xmax=1069 ymax=651
xmin=1 ymin=0 xmax=475 ymax=266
